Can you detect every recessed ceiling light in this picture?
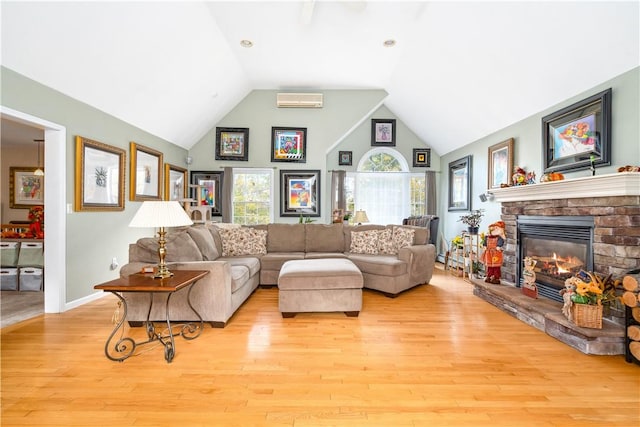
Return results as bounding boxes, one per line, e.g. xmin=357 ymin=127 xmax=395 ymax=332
xmin=383 ymin=39 xmax=396 ymax=48
xmin=240 ymin=39 xmax=253 ymax=48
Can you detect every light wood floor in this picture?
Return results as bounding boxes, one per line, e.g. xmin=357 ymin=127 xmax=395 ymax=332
xmin=1 ymin=265 xmax=638 ymax=427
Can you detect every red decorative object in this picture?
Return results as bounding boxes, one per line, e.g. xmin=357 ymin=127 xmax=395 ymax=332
xmin=28 ymin=205 xmax=44 ymax=239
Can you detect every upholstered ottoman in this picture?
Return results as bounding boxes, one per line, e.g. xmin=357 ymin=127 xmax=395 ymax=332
xmin=278 ymin=259 xmax=363 ymax=318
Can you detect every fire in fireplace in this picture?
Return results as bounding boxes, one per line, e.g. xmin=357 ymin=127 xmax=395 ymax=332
xmin=517 ymin=216 xmax=594 ymax=303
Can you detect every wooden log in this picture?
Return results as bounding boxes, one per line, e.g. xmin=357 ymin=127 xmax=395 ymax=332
xmin=622 ymin=291 xmax=638 ymax=307
xmin=622 ymin=275 xmax=639 ymax=292
xmin=628 ymin=325 xmax=640 ymax=341
xmin=633 ymin=307 xmax=640 ymax=323
xmin=630 ymin=341 xmax=640 ymax=362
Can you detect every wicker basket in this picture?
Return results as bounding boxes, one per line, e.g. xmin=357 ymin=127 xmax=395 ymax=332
xmin=571 ymin=303 xmax=603 ymax=329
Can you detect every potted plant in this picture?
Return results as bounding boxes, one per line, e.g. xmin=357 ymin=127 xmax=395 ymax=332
xmin=458 ymin=209 xmax=484 ymax=234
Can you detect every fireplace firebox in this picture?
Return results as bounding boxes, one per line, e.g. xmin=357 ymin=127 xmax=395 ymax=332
xmin=517 ymin=216 xmax=594 ymax=303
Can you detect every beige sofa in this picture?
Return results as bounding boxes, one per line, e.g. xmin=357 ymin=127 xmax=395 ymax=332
xmin=119 ymin=222 xmax=436 ymax=328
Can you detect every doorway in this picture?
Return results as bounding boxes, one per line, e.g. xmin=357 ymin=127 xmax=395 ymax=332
xmin=1 ymin=106 xmax=66 ymax=321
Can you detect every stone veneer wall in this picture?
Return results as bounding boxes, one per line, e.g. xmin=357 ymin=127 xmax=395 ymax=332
xmin=500 ymin=195 xmax=640 ymax=284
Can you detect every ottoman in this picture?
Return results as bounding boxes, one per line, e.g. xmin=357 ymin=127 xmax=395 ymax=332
xmin=278 ymin=258 xmax=364 ymax=318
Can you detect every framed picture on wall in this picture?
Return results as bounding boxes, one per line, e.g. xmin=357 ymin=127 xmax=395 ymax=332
xmin=10 ymin=167 xmax=44 ymax=208
xmin=279 ymin=169 xmax=320 ymax=217
xmin=130 ymin=142 xmax=163 ymax=201
xmin=338 ymin=151 xmax=352 ymax=166
xmin=74 ymin=136 xmax=126 ymax=211
xmin=487 ymin=138 xmax=514 ymax=189
xmin=271 ymin=127 xmax=307 ymax=162
xmin=412 ymin=148 xmax=431 ymax=167
xmin=190 ymin=170 xmax=223 ymax=216
xmin=448 ymin=155 xmax=472 ymax=212
xmin=164 ymin=163 xmax=188 ymax=202
xmin=371 ymin=119 xmax=396 ymax=146
xmin=215 ymin=127 xmax=249 ymax=161
xmin=542 ymin=88 xmax=611 ymax=174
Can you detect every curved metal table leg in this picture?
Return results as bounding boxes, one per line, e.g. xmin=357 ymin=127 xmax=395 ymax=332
xmin=104 ymin=292 xmax=136 ymax=362
xmin=181 ymin=281 xmax=204 ymax=340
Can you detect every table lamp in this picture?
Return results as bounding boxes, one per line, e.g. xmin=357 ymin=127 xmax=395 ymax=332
xmin=354 ymin=210 xmax=369 ymax=225
xmin=129 ymin=201 xmax=193 ymax=278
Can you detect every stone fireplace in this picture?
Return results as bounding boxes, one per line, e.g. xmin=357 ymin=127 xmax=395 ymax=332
xmin=472 ymin=172 xmax=640 ymax=354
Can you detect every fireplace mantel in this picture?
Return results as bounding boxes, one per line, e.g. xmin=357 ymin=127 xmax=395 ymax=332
xmin=491 ymin=172 xmax=640 ymax=202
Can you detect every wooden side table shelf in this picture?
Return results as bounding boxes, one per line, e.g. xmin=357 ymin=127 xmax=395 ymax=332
xmin=94 ymin=270 xmax=209 ymax=363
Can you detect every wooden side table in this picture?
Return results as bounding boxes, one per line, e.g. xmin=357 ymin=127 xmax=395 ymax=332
xmin=94 ymin=270 xmax=209 ymax=363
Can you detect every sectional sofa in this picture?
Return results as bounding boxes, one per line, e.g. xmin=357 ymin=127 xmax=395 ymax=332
xmin=119 ymin=222 xmax=436 ymax=327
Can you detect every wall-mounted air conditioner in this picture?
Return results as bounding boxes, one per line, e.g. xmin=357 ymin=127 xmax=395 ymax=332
xmin=276 ymin=93 xmax=323 ymax=108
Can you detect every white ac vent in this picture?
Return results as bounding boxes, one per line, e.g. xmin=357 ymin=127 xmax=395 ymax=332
xmin=276 ymin=93 xmax=323 ymax=108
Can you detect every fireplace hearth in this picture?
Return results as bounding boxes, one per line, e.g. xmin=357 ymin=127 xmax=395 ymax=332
xmin=470 ymin=173 xmax=640 ymax=354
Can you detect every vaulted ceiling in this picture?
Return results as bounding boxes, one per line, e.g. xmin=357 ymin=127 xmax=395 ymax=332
xmin=2 ymin=1 xmax=638 ymax=155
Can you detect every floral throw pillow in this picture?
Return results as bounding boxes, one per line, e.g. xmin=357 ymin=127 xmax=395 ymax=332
xmin=377 ymin=228 xmax=396 ymax=255
xmin=350 ymin=230 xmax=380 ymax=254
xmin=392 ymin=226 xmax=415 ymax=252
xmin=218 ymin=227 xmax=267 ymax=257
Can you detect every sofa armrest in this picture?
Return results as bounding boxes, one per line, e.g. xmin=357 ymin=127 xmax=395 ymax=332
xmin=118 ymin=260 xmax=235 ymax=325
xmin=397 ymin=244 xmax=436 ymax=285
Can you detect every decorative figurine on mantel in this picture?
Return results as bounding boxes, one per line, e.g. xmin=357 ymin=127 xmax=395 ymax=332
xmin=481 ymin=220 xmax=505 ymax=284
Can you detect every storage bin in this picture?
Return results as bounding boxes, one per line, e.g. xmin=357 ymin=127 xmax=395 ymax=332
xmin=0 ymin=268 xmax=19 ymax=291
xmin=1 ymin=242 xmax=20 ymax=267
xmin=17 ymin=242 xmax=44 ymax=267
xmin=19 ymin=267 xmax=43 ymax=291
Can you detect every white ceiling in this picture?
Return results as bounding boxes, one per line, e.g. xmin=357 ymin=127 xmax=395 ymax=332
xmin=1 ymin=1 xmax=638 ymax=156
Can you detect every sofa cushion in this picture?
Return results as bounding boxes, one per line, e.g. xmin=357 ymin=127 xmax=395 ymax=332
xmin=230 ymin=265 xmax=250 ymax=293
xmin=304 ymin=252 xmax=347 ymax=259
xmin=305 ymin=223 xmax=344 ymax=252
xmin=134 ymin=230 xmax=203 ymax=263
xmin=206 ymin=224 xmax=225 ymax=256
xmin=186 ymin=225 xmax=219 ymax=261
xmin=218 ymin=227 xmax=267 ymax=256
xmin=267 ymin=224 xmax=306 ymax=252
xmin=392 ymin=226 xmax=415 ymax=252
xmin=260 ymin=252 xmax=305 ymax=271
xmin=347 ymin=254 xmax=408 ymax=276
xmin=219 ymin=256 xmax=261 ymax=278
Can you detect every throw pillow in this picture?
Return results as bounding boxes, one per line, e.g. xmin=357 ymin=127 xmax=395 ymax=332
xmin=218 ymin=227 xmax=267 ymax=257
xmin=350 ymin=230 xmax=380 ymax=254
xmin=377 ymin=228 xmax=396 ymax=254
xmin=392 ymin=226 xmax=415 ymax=252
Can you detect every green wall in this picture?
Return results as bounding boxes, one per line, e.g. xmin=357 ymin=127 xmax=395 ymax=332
xmin=1 ymin=66 xmax=189 ymax=303
xmin=438 ymin=66 xmax=640 ymax=253
xmin=190 ymin=90 xmax=440 ymax=222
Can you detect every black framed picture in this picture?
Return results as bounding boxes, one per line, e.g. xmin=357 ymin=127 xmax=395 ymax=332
xmin=215 ymin=127 xmax=249 ymax=161
xmin=448 ymin=155 xmax=472 ymax=212
xmin=371 ymin=119 xmax=396 ymax=146
xmin=190 ymin=171 xmax=223 ymax=216
xmin=271 ymin=127 xmax=307 ymax=162
xmin=412 ymin=148 xmax=431 ymax=167
xmin=279 ymin=169 xmax=320 ymax=217
xmin=338 ymin=151 xmax=352 ymax=166
xmin=542 ymin=88 xmax=611 ymax=174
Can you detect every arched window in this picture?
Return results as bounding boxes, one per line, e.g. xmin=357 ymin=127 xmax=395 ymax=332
xmin=345 ymin=148 xmax=424 ymax=225
xmin=357 ymin=147 xmax=409 ymax=172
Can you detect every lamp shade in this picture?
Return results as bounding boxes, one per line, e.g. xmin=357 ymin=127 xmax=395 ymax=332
xmin=354 ymin=210 xmax=369 ymax=224
xmin=129 ymin=201 xmax=193 ymax=228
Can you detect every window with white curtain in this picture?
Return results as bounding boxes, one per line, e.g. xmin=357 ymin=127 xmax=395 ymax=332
xmin=231 ymin=168 xmax=274 ymax=225
xmin=347 ymin=148 xmax=425 ymax=224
